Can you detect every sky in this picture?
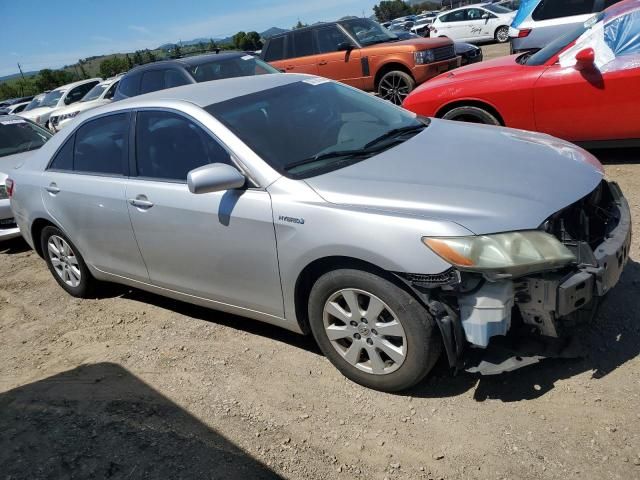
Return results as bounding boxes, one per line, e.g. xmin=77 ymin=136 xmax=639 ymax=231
xmin=0 ymin=0 xmax=377 ymax=77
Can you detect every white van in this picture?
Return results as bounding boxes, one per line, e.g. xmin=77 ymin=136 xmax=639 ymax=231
xmin=509 ymin=0 xmax=623 ymax=52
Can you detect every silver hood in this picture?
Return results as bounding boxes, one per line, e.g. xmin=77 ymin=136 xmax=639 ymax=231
xmin=304 ymin=119 xmax=604 ymax=235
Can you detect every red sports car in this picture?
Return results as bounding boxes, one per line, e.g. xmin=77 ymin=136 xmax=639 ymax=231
xmin=403 ymin=0 xmax=640 ymax=147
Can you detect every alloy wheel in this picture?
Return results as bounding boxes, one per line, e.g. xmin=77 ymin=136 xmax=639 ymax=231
xmin=322 ymin=288 xmax=407 ymax=375
xmin=47 ymin=235 xmax=81 ymax=288
xmin=379 ymin=74 xmax=411 ymax=105
xmin=496 ymin=27 xmax=509 ymax=43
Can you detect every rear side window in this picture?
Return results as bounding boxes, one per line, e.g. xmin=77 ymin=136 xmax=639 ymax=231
xmin=135 ymin=111 xmax=232 ymax=182
xmin=532 ymin=0 xmax=595 ymax=21
xmin=73 ymin=113 xmax=129 ymax=176
xmin=165 ymin=69 xmax=190 ymax=89
xmin=293 ymin=30 xmax=315 ymax=57
xmin=117 ymin=74 xmax=140 ymax=98
xmin=264 ymin=36 xmax=286 ymax=61
xmin=49 ymin=138 xmax=74 ymax=171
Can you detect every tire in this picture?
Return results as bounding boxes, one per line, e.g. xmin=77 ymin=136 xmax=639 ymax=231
xmin=441 ymin=106 xmax=501 ymax=126
xmin=40 ymin=225 xmax=96 ymax=298
xmin=495 ymin=26 xmax=510 ymax=44
xmin=377 ymin=70 xmax=415 ymax=106
xmin=308 ymin=269 xmax=442 ymax=392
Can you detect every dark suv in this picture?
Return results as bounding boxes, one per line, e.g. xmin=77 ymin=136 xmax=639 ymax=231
xmin=260 ymin=18 xmax=459 ymax=105
xmin=114 ymin=52 xmax=280 ymax=101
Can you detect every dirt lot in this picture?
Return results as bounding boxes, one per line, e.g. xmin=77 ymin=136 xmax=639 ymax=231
xmin=1 ymin=41 xmax=639 ymax=479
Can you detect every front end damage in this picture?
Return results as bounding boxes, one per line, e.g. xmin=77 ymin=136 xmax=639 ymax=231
xmin=401 ymin=181 xmax=632 ymax=374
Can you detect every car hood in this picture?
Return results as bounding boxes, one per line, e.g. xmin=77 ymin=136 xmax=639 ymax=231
xmin=304 ymin=119 xmax=603 ymax=235
xmin=366 ymin=36 xmax=452 ymax=53
xmin=19 ymin=106 xmax=54 ymax=120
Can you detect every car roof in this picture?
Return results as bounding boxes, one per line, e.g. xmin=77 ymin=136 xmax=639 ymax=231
xmin=92 ymin=72 xmax=303 ymax=115
xmin=124 ymin=51 xmax=250 ymax=73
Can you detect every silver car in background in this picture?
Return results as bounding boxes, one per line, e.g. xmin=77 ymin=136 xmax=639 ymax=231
xmin=0 ymin=116 xmax=52 ymax=241
xmin=7 ymin=75 xmax=631 ymax=391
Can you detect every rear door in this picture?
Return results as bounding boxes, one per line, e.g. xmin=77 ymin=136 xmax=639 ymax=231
xmin=434 ymin=10 xmax=468 ymax=40
xmin=282 ymin=29 xmax=320 ymax=75
xmin=125 ymin=109 xmax=284 ymax=316
xmin=42 ymin=112 xmax=149 ymax=281
xmin=314 ymin=24 xmax=364 ymax=88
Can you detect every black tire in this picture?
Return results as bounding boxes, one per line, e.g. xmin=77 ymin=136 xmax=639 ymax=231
xmin=495 ymin=26 xmax=510 ymax=44
xmin=40 ymin=225 xmax=96 ymax=298
xmin=441 ymin=106 xmax=501 ymax=126
xmin=377 ymin=70 xmax=415 ymax=106
xmin=308 ymin=269 xmax=442 ymax=392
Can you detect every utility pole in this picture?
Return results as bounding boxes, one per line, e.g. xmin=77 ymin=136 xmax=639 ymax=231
xmin=17 ymin=63 xmax=26 ymax=96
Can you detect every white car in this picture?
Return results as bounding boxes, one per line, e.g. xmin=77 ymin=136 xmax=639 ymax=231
xmin=49 ymin=76 xmax=121 ymax=132
xmin=410 ymin=15 xmax=436 ymax=36
xmin=0 ymin=101 xmax=30 ymax=115
xmin=430 ymin=3 xmax=517 ymax=43
xmin=19 ymin=78 xmax=101 ymax=128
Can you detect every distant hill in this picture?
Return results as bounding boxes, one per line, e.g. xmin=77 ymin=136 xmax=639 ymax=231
xmin=260 ymin=27 xmax=288 ymax=38
xmin=157 ymin=26 xmax=289 ymax=51
xmin=0 ymin=71 xmax=38 ymax=82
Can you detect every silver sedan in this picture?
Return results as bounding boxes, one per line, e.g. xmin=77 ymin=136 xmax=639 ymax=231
xmin=7 ymin=74 xmax=631 ymax=391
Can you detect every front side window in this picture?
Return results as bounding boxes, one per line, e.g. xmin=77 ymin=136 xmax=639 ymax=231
xmin=73 ymin=113 xmax=129 ymax=175
xmin=466 ymin=8 xmax=486 ymax=20
xmin=604 ymin=10 xmax=640 ymax=57
xmin=0 ymin=119 xmax=51 ymax=158
xmin=316 ymin=25 xmax=351 ymax=53
xmin=104 ymin=81 xmax=119 ymax=100
xmin=533 ymin=0 xmax=595 ymax=21
xmin=264 ymin=36 xmax=286 ymax=61
xmin=135 ymin=111 xmax=232 ymax=182
xmin=340 ymin=19 xmax=398 ymax=46
xmin=188 ymin=57 xmax=279 ymax=83
xmin=81 ymin=83 xmax=109 ymax=102
xmin=206 ymin=80 xmax=426 ymax=179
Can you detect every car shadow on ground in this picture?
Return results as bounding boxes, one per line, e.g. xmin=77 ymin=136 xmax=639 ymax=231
xmin=0 ymin=363 xmax=282 ymax=479
xmin=408 ymin=259 xmax=640 ymax=402
xmin=0 ymin=236 xmax=30 ymax=255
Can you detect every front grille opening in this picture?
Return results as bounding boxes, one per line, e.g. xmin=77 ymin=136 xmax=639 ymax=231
xmin=433 ymin=44 xmax=455 ymax=61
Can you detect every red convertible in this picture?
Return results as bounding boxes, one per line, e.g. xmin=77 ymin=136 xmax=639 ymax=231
xmin=403 ymin=0 xmax=640 ymax=147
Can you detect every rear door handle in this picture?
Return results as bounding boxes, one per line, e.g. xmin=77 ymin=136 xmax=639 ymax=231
xmin=318 ymin=60 xmax=328 ymax=66
xmin=45 ymin=183 xmax=60 ymax=195
xmin=285 ymin=65 xmax=295 ymax=70
xmin=128 ymin=197 xmax=154 ymax=209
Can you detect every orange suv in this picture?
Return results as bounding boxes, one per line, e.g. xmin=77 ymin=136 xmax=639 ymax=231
xmin=261 ymin=18 xmax=460 ymax=104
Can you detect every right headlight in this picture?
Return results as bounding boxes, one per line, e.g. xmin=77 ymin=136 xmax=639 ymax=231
xmin=422 ymin=231 xmax=575 ymax=276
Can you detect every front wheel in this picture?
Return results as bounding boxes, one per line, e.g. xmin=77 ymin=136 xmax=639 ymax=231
xmin=495 ymin=26 xmax=510 ymax=44
xmin=441 ymin=106 xmax=501 ymax=125
xmin=377 ymin=71 xmax=415 ymax=106
xmin=308 ymin=269 xmax=441 ymax=392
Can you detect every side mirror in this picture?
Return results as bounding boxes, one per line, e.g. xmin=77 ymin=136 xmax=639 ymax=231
xmin=337 ymin=42 xmax=355 ymax=52
xmin=575 ymin=48 xmax=595 ymax=70
xmin=482 ymin=13 xmax=490 ymax=19
xmin=187 ymin=163 xmax=246 ymax=194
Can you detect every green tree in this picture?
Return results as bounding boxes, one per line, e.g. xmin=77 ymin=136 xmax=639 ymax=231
xmin=233 ymin=31 xmax=262 ymax=51
xmin=99 ymin=57 xmax=128 ymax=78
xmin=78 ymin=60 xmax=89 ymax=79
xmin=232 ymin=31 xmax=247 ymax=50
xmin=208 ymin=38 xmax=219 ymax=52
xmin=171 ymin=44 xmax=182 ymax=58
xmin=125 ymin=54 xmax=134 ymax=69
xmin=373 ymin=0 xmax=413 ymax=22
xmin=133 ymin=50 xmax=144 ymax=65
xmin=293 ymin=20 xmax=308 ymax=29
xmin=145 ymin=49 xmax=157 ymax=63
xmin=35 ymin=69 xmax=74 ymax=92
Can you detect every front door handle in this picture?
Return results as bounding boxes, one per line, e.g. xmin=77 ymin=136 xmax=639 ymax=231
xmin=45 ymin=183 xmax=60 ymax=195
xmin=128 ymin=196 xmax=154 ymax=210
xmin=318 ymin=60 xmax=328 ymax=66
xmin=285 ymin=65 xmax=295 ymax=71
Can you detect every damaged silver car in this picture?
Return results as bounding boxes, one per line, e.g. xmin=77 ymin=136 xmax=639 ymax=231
xmin=7 ymin=74 xmax=632 ymax=391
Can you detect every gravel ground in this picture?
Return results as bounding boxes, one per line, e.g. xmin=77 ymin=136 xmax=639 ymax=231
xmin=1 ymin=43 xmax=639 ymax=479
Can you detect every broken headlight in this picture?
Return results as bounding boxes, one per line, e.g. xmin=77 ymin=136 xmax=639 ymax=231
xmin=422 ymin=231 xmax=575 ymax=276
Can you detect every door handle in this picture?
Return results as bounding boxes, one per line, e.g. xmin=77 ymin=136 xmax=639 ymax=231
xmin=285 ymin=65 xmax=295 ymax=70
xmin=128 ymin=197 xmax=154 ymax=209
xmin=318 ymin=60 xmax=328 ymax=66
xmin=45 ymin=183 xmax=60 ymax=195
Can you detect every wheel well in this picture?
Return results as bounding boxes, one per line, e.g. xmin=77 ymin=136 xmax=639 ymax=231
xmin=293 ymin=256 xmax=422 ymax=334
xmin=30 ymin=218 xmax=56 ymax=258
xmin=374 ymin=63 xmax=414 ymax=90
xmin=435 ymin=100 xmax=505 ymax=126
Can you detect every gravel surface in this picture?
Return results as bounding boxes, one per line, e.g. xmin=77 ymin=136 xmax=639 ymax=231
xmin=1 ymin=157 xmax=639 ymax=480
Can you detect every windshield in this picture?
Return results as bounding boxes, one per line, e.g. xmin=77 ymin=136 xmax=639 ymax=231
xmin=189 ymin=56 xmax=279 ymax=83
xmin=41 ymin=90 xmax=64 ymax=108
xmin=24 ymin=94 xmax=45 ymax=112
xmin=484 ymin=4 xmax=513 ymax=14
xmin=340 ymin=19 xmax=399 ymax=45
xmin=205 ymin=80 xmax=425 ymax=179
xmin=0 ymin=118 xmax=52 ymax=158
xmin=524 ymin=13 xmax=603 ymax=66
xmin=81 ymin=83 xmax=109 ymax=102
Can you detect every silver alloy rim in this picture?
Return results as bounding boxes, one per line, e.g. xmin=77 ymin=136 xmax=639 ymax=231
xmin=323 ymin=288 xmax=407 ymax=375
xmin=497 ymin=28 xmax=509 ymax=42
xmin=47 ymin=235 xmax=81 ymax=288
xmin=379 ymin=74 xmax=411 ymax=105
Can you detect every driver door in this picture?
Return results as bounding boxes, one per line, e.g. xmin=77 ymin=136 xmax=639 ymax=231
xmin=314 ymin=25 xmax=364 ymax=89
xmin=126 ymin=109 xmax=284 ymax=317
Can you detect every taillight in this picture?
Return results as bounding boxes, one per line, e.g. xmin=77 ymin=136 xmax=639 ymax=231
xmin=5 ymin=178 xmax=14 ymax=198
xmin=517 ymin=28 xmax=532 ymax=38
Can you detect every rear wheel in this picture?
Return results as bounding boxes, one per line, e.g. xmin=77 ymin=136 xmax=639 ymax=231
xmin=308 ymin=269 xmax=441 ymax=392
xmin=41 ymin=226 xmax=96 ymax=298
xmin=495 ymin=26 xmax=510 ymax=43
xmin=377 ymin=71 xmax=415 ymax=106
xmin=441 ymin=106 xmax=501 ymax=126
